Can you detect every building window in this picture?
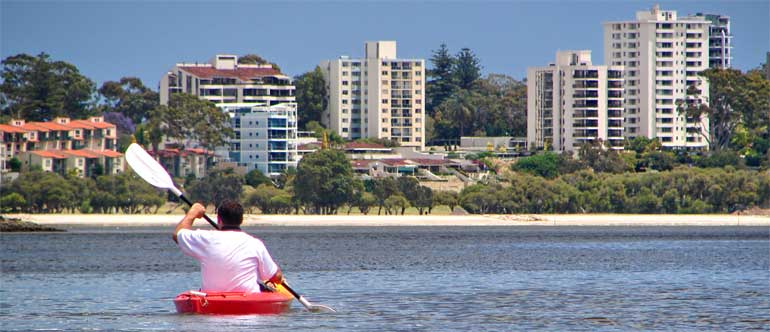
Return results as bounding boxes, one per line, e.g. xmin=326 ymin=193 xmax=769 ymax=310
xmin=342 ymin=81 xmax=348 ymax=85
xmin=381 ymin=71 xmax=388 ymax=75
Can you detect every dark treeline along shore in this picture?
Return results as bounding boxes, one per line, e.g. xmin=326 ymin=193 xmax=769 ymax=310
xmin=1 ymin=51 xmax=769 ymax=216
xmin=2 ymin=152 xmax=769 ymax=215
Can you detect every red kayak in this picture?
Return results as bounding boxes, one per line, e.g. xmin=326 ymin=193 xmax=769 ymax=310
xmin=174 ymin=287 xmax=293 ymax=315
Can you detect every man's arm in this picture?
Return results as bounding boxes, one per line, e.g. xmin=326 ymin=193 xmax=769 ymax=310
xmin=267 ymin=269 xmax=284 ymax=285
xmin=172 ymin=203 xmax=206 ymax=243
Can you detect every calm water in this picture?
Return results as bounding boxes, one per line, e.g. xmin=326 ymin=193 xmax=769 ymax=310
xmin=1 ymin=226 xmax=768 ymax=331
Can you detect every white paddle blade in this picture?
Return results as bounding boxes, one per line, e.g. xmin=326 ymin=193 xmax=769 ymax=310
xmin=309 ymin=304 xmax=337 ymax=313
xmin=125 ymin=143 xmax=182 ymax=196
xmin=297 ymin=296 xmax=337 ymax=313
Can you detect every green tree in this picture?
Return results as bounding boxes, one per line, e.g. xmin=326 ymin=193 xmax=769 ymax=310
xmin=243 ymin=184 xmax=286 ymax=214
xmin=8 ymin=157 xmax=21 ymax=172
xmin=693 ymin=68 xmax=770 ymax=150
xmin=512 ymin=152 xmax=561 ymax=179
xmin=433 ymin=190 xmax=458 ymax=212
xmin=426 ymin=43 xmax=457 ymax=114
xmin=355 ymin=192 xmax=377 ymax=215
xmin=367 ymin=177 xmax=399 ymax=215
xmin=245 ymin=169 xmax=272 ymax=187
xmin=294 ymin=66 xmax=327 ymax=129
xmin=0 ymin=192 xmax=25 ymax=212
xmin=293 ymin=149 xmax=356 ymax=214
xmin=454 ymin=48 xmax=482 ymax=90
xmin=696 ymin=150 xmax=743 ymax=168
xmin=1 ymin=52 xmax=96 ymax=121
xmin=188 ymin=168 xmax=244 ymax=207
xmin=305 ymin=120 xmax=344 ymax=146
xmin=578 ymin=140 xmax=628 ymax=173
xmin=238 ymin=54 xmax=281 ymax=71
xmin=384 ymin=194 xmax=410 ymax=215
xmin=149 ymin=93 xmax=233 ymax=150
xmin=644 ymin=151 xmax=676 ymax=171
xmin=98 ymin=77 xmax=158 ymax=124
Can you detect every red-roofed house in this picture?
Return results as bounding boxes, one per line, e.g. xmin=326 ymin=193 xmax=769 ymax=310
xmin=160 ymin=54 xmax=295 ymax=107
xmin=3 ymin=117 xmax=121 ymax=176
xmin=148 ymin=145 xmax=216 ymax=179
xmin=377 ymin=158 xmax=418 ymax=176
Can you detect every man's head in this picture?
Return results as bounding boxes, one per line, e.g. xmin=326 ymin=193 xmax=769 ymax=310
xmin=216 ymin=200 xmax=244 ymax=227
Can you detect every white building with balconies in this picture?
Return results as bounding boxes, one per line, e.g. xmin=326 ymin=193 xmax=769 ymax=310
xmin=527 ymin=50 xmax=625 ymax=152
xmin=320 ymin=41 xmax=426 ymax=150
xmin=603 ymin=5 xmax=710 ymax=150
xmin=217 ymin=103 xmax=298 ymax=177
xmin=160 ymin=54 xmax=295 ymax=106
xmin=688 ymin=13 xmax=732 ymax=69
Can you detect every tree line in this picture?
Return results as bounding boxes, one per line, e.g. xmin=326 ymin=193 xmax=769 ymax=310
xmin=3 ymin=145 xmax=770 ymax=215
xmin=0 ymin=169 xmax=165 ymax=213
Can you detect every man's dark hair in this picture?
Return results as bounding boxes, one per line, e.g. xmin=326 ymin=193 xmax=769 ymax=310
xmin=216 ymin=200 xmax=244 ymax=226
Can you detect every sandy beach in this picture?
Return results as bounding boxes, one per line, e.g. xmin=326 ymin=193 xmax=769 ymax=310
xmin=5 ymin=213 xmax=770 ymax=227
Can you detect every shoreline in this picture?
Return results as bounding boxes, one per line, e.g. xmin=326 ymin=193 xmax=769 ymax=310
xmin=4 ymin=213 xmax=770 ymax=227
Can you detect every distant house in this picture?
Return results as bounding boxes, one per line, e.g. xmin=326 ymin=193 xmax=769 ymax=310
xmin=149 ymin=145 xmax=216 ymax=179
xmin=1 ymin=116 xmax=123 ymax=177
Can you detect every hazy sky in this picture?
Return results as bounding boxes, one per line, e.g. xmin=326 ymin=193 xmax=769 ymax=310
xmin=2 ymin=0 xmax=768 ymax=90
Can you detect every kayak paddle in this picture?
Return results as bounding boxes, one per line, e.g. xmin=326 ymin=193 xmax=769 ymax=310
xmin=125 ymin=143 xmax=336 ymax=313
xmin=125 ymin=143 xmax=218 ymax=229
xmin=282 ymin=281 xmax=337 ymax=313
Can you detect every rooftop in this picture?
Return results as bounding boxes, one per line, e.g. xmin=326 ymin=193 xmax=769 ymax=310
xmin=179 ymin=66 xmax=284 ymax=81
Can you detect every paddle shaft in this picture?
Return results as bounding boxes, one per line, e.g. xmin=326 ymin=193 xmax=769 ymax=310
xmin=177 ymin=193 xmax=219 ymax=229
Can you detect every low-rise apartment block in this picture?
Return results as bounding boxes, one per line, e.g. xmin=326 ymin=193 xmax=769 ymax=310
xmin=0 ymin=116 xmax=123 ymax=177
xmin=321 ymin=41 xmax=426 ymax=150
xmin=527 ymin=50 xmax=625 ymax=152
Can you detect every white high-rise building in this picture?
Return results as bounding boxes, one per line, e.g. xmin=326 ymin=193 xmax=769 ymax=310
xmin=603 ymin=5 xmax=710 ymax=150
xmin=320 ymin=41 xmax=426 ymax=150
xmin=160 ymin=54 xmax=295 ymax=106
xmin=217 ymin=103 xmax=298 ymax=177
xmin=527 ymin=50 xmax=625 ymax=152
xmin=689 ymin=13 xmax=732 ymax=69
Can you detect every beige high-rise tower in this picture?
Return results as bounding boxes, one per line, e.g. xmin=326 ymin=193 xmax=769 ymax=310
xmin=603 ymin=5 xmax=710 ymax=150
xmin=527 ymin=50 xmax=625 ymax=152
xmin=321 ymin=41 xmax=426 ymax=150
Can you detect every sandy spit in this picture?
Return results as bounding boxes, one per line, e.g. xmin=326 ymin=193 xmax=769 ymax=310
xmin=5 ymin=213 xmax=770 ymax=227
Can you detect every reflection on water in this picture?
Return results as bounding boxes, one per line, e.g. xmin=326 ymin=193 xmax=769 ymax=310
xmin=1 ymin=226 xmax=768 ymax=331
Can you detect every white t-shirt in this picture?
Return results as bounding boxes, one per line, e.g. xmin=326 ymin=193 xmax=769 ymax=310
xmin=176 ymin=229 xmax=278 ymax=293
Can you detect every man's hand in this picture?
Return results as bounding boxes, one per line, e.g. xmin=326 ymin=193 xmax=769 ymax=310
xmin=187 ymin=203 xmax=206 ymax=220
xmin=173 ymin=202 xmax=206 ymax=243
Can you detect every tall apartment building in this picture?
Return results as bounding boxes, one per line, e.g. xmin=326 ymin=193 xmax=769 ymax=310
xmin=527 ymin=50 xmax=625 ymax=152
xmin=320 ymin=41 xmax=426 ymax=150
xmin=604 ymin=5 xmax=710 ymax=149
xmin=689 ymin=13 xmax=732 ymax=68
xmin=217 ymin=103 xmax=298 ymax=177
xmin=160 ymin=54 xmax=295 ymax=106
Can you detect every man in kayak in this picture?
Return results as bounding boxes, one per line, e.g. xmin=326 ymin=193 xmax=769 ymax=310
xmin=172 ymin=200 xmax=284 ymax=293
